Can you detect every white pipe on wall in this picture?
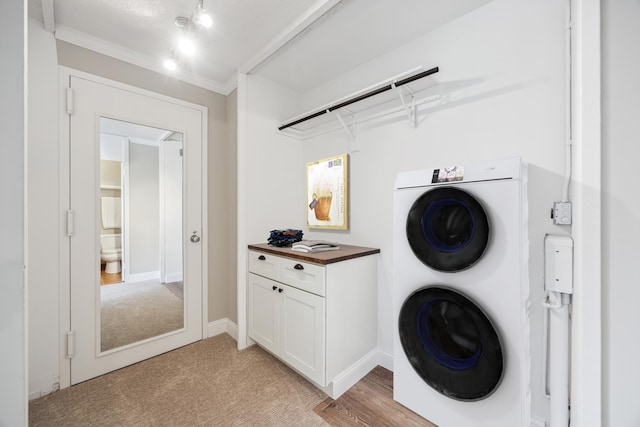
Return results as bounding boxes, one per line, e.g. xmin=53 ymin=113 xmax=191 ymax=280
xmin=543 ymin=235 xmax=574 ymax=426
xmin=548 ymin=292 xmax=571 ymax=426
xmin=562 ymin=0 xmax=573 ymax=203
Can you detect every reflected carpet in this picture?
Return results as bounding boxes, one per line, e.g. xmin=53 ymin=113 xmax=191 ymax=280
xmin=100 ymin=280 xmax=183 ymax=351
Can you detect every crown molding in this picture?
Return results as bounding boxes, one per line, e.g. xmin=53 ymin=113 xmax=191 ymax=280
xmin=54 ymin=25 xmax=231 ymax=95
xmin=52 ymin=0 xmax=343 ymax=97
xmin=224 ymin=73 xmax=239 ymax=94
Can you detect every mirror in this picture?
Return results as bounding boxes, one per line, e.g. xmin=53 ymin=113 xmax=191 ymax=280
xmin=98 ymin=117 xmax=184 ymax=352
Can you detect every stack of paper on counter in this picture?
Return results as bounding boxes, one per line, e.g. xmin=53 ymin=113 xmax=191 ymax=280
xmin=291 ymin=240 xmax=340 ymax=253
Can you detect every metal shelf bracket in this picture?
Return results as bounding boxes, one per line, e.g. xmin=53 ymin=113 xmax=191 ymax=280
xmin=333 ymin=109 xmax=356 ymax=141
xmin=392 ymin=83 xmax=417 ymax=128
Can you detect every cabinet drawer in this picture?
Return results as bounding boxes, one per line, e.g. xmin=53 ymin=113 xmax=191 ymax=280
xmin=280 ymin=258 xmax=325 ymax=297
xmin=248 ymin=250 xmax=279 ymax=281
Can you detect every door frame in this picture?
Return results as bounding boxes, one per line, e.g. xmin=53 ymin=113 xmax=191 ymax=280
xmin=57 ymin=66 xmax=208 ymax=389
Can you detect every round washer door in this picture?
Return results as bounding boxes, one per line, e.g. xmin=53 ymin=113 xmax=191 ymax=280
xmin=406 ymin=186 xmax=489 ymax=272
xmin=398 ymin=286 xmax=504 ymax=401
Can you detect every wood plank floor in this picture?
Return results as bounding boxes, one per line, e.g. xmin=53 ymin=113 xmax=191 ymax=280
xmin=100 ymin=266 xmax=122 ymax=285
xmin=314 ymin=366 xmax=437 ymax=427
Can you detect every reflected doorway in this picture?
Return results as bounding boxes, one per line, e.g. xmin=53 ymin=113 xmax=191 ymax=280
xmin=99 ymin=117 xmax=184 ymax=352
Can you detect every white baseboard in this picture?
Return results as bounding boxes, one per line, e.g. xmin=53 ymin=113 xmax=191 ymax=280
xmin=329 ymin=347 xmax=392 ymax=398
xmin=376 ymin=347 xmax=394 ymax=372
xmin=207 ymin=318 xmax=238 ymax=341
xmin=28 ymin=382 xmax=59 ymax=401
xmin=125 ymin=270 xmax=160 ymax=283
xmin=164 ymin=272 xmax=183 ymax=283
xmin=531 ymin=417 xmax=547 ymax=427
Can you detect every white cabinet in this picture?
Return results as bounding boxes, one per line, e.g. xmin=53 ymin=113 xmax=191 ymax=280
xmin=247 ymin=244 xmax=379 ymax=398
xmin=247 ymin=274 xmax=278 ymax=355
xmin=278 ymin=280 xmax=325 ymax=384
xmin=248 ymin=273 xmax=325 ymax=384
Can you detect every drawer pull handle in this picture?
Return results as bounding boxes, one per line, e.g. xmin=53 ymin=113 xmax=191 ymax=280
xmin=272 ymin=286 xmax=277 ymax=291
xmin=278 ymin=288 xmax=284 ymax=293
xmin=294 ymin=263 xmax=304 ymax=270
xmin=258 ymin=255 xmax=266 ymax=261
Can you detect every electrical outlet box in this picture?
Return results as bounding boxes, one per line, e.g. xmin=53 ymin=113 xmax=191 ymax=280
xmin=544 ymin=235 xmax=574 ymax=294
xmin=553 ymin=202 xmax=572 ymax=225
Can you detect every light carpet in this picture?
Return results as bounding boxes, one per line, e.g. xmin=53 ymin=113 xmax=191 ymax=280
xmin=101 ymin=280 xmax=184 ymax=351
xmin=29 ymin=334 xmax=329 ymax=426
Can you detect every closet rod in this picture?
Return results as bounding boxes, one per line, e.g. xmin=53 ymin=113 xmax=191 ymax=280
xmin=278 ymin=66 xmax=439 ymax=131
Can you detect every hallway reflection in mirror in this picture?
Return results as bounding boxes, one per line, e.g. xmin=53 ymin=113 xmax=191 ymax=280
xmin=99 ymin=117 xmax=184 ymax=352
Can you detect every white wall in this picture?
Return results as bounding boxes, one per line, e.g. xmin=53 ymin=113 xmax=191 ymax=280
xmin=0 ymin=1 xmax=26 ymax=424
xmin=237 ymin=74 xmax=302 ymax=348
xmin=26 ymin=18 xmax=60 ymax=401
xmin=253 ymin=0 xmax=568 ymax=423
xmin=161 ymin=140 xmax=183 ymax=282
xmin=244 ymin=75 xmax=304 ymax=242
xmin=128 ymin=142 xmax=160 ymax=276
xmin=602 ymin=0 xmax=640 ymax=425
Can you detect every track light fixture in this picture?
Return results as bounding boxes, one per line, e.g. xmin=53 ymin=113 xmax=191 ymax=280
xmin=164 ymin=0 xmax=213 ymax=72
xmin=196 ymin=0 xmax=213 ymax=28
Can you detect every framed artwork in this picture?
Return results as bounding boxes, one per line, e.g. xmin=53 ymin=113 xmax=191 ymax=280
xmin=306 ymin=153 xmax=349 ymax=230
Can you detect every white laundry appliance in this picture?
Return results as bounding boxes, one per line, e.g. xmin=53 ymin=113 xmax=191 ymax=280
xmin=392 ymin=157 xmax=530 ymax=427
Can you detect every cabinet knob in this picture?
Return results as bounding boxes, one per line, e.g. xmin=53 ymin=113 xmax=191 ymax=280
xmin=294 ymin=263 xmax=304 ymax=270
xmin=278 ymin=288 xmax=284 ymax=293
xmin=258 ymin=255 xmax=266 ymax=261
xmin=272 ymin=285 xmax=277 ymax=291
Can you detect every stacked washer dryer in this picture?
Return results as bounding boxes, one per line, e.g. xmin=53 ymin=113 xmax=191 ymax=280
xmin=393 ymin=157 xmax=530 ymax=427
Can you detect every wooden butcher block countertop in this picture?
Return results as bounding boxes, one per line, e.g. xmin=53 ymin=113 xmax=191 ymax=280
xmin=248 ymin=243 xmax=380 ymax=265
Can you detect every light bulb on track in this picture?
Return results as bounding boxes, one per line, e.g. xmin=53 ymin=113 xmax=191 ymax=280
xmin=196 ymin=0 xmax=213 ymax=28
xmin=197 ymin=11 xmax=213 ymax=28
xmin=164 ymin=1 xmax=212 ymax=71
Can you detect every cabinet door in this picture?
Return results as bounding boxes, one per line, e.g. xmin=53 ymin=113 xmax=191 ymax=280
xmin=279 ymin=284 xmax=326 ymax=386
xmin=248 ymin=273 xmax=279 ymax=354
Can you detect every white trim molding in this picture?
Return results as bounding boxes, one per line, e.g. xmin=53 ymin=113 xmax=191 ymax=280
xmin=54 ymin=26 xmax=228 ymax=95
xmin=376 ymin=347 xmax=394 ymax=372
xmin=208 ymin=319 xmax=238 ymax=341
xmin=315 ymin=347 xmax=392 ymax=399
xmin=125 ymin=271 xmax=160 ymax=284
xmin=236 ymin=73 xmax=249 ymax=350
xmin=51 ymin=2 xmax=343 ymax=96
xmin=571 ymin=0 xmax=602 ymax=425
xmin=328 ymin=348 xmax=380 ymax=399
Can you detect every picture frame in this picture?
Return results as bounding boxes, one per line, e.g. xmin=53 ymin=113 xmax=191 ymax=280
xmin=306 ymin=153 xmax=349 ymax=230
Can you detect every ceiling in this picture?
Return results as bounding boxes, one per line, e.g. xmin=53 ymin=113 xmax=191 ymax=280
xmin=100 ymin=117 xmax=176 ymax=144
xmin=29 ymin=0 xmax=491 ymax=95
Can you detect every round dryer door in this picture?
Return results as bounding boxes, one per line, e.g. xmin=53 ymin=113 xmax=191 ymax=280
xmin=406 ymin=186 xmax=489 ymax=272
xmin=398 ymin=286 xmax=504 ymax=401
